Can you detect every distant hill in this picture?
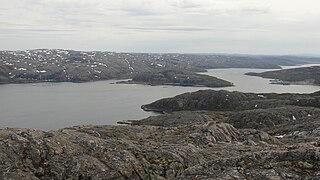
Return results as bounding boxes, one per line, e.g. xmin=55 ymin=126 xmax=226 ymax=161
xmin=1 ymin=49 xmax=319 ymax=84
xmin=246 ymin=66 xmax=320 ymax=86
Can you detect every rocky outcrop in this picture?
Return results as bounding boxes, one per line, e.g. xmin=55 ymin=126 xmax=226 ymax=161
xmin=226 ymin=106 xmax=320 ymax=130
xmin=1 ymin=112 xmax=320 ymax=179
xmin=141 ymin=90 xmax=284 ymax=113
xmin=0 ymin=121 xmax=286 ymax=179
xmin=181 ymin=148 xmax=320 ymax=179
xmin=142 ymin=90 xmax=320 ymax=113
xmin=142 ymin=90 xmax=320 ymax=142
xmin=126 ymin=111 xmax=218 ymax=127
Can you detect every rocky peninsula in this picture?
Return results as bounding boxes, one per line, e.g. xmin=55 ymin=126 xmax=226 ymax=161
xmin=246 ymin=66 xmax=320 ymax=86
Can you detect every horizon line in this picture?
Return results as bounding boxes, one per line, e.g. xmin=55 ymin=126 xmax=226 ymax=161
xmin=0 ymin=48 xmax=320 ymax=58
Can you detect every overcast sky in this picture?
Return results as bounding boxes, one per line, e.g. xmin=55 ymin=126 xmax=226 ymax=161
xmin=0 ymin=0 xmax=319 ymax=54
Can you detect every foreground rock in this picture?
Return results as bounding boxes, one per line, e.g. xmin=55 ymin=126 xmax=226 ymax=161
xmin=1 ymin=114 xmax=320 ymax=179
xmin=117 ymin=70 xmax=233 ymax=87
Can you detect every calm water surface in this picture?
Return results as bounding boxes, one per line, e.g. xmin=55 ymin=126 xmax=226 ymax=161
xmin=202 ymin=64 xmax=320 ymax=93
xmin=0 ymin=81 xmax=206 ymax=130
xmin=1 ymin=64 xmax=319 ymax=130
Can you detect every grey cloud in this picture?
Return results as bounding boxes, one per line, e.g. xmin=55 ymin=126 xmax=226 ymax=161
xmin=0 ymin=22 xmax=34 ymax=28
xmin=169 ymin=0 xmax=203 ymax=9
xmin=59 ymin=18 xmax=101 ymax=27
xmin=241 ymin=8 xmax=270 ymax=14
xmin=26 ymin=29 xmax=76 ymax=33
xmin=38 ymin=8 xmax=109 ymax=28
xmin=122 ymin=26 xmax=270 ymax=33
xmin=0 ymin=28 xmax=76 ymax=36
xmin=0 ymin=8 xmax=9 ymax=11
xmin=0 ymin=0 xmax=319 ymax=54
xmin=121 ymin=7 xmax=161 ymax=16
xmin=122 ymin=26 xmax=213 ymax=32
xmin=15 ymin=0 xmax=44 ymax=11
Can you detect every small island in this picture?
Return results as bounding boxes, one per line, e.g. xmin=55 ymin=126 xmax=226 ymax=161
xmin=246 ymin=66 xmax=320 ymax=86
xmin=117 ymin=70 xmax=233 ymax=88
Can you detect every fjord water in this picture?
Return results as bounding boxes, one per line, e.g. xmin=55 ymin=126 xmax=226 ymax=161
xmin=1 ymin=65 xmax=319 ymax=130
xmin=0 ymin=82 xmax=206 ymax=130
xmin=202 ymin=66 xmax=320 ymax=93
